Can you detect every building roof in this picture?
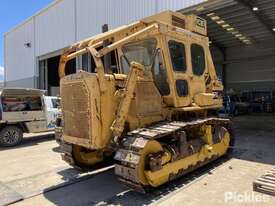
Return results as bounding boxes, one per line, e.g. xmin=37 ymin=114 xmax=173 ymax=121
xmin=180 ymin=0 xmax=275 ymax=48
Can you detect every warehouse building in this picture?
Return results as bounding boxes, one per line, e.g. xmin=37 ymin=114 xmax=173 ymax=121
xmin=4 ymin=0 xmax=207 ymax=95
xmin=4 ymin=0 xmax=275 ymax=104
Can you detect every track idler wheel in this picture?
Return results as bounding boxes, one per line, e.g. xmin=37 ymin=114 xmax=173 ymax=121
xmin=135 ymin=140 xmax=163 ymax=186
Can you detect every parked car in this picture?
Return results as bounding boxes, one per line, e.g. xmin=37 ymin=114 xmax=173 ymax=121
xmin=220 ymin=94 xmax=251 ymax=116
xmin=0 ymin=88 xmax=60 ymax=147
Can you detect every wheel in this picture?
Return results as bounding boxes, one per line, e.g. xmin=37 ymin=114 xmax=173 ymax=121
xmin=0 ymin=126 xmax=23 ymax=147
xmin=135 ymin=140 xmax=163 ymax=186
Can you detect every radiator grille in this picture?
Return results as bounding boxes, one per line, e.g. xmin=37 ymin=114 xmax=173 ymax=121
xmin=61 ymin=81 xmax=90 ymax=139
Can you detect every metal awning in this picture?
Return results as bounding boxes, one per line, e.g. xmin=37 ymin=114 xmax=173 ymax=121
xmin=180 ymin=0 xmax=275 ymax=48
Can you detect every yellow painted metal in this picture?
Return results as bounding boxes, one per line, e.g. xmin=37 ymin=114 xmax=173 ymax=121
xmin=142 ymin=11 xmax=207 ymax=36
xmin=135 ymin=140 xmax=163 ymax=185
xmin=161 ymin=148 xmax=172 ymax=166
xmin=110 ymin=62 xmax=145 ymax=137
xmin=73 ymin=146 xmax=103 ymax=166
xmin=144 ymin=131 xmax=230 ymax=187
xmin=58 ymin=10 xmax=230 ymax=188
xmin=201 ymin=125 xmax=213 ymax=145
xmin=98 ymin=24 xmax=159 ymax=57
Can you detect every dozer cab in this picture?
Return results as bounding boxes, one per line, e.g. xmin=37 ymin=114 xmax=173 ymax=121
xmin=55 ymin=11 xmax=234 ymax=192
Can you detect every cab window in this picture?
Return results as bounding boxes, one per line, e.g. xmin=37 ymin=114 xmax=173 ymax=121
xmin=2 ymin=96 xmax=42 ymax=112
xmin=51 ymin=98 xmax=60 ymax=109
xmin=121 ymin=38 xmax=157 ymax=74
xmin=191 ymin=44 xmax=205 ymax=76
xmin=168 ymin=40 xmax=186 ymax=72
xmin=152 ymin=50 xmax=170 ymax=96
xmin=176 ymin=80 xmax=188 ymax=97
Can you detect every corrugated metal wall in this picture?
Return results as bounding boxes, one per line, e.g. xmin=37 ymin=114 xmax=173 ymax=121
xmin=226 ymin=41 xmax=275 ymax=91
xmin=210 ymin=46 xmax=224 ymax=80
xmin=76 ymin=0 xmax=156 ymax=41
xmin=4 ymin=19 xmax=35 ymax=87
xmin=35 ymin=0 xmax=75 ymax=56
xmin=76 ymin=0 xmax=204 ymax=41
xmin=4 ymin=0 xmax=205 ymax=86
xmin=157 ymin=0 xmax=204 ymax=11
xmin=5 ymin=0 xmax=275 ymax=92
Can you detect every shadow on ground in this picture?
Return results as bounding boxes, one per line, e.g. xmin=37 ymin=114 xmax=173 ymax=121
xmin=43 ymin=154 xmax=233 ymax=206
xmin=0 ymin=133 xmax=54 ymax=152
xmin=42 ymin=114 xmax=275 ymax=206
xmin=2 ymin=113 xmax=269 ymax=206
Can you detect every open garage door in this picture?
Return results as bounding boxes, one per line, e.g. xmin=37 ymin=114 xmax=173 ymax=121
xmin=181 ymin=0 xmax=275 ymax=112
xmin=39 ymin=56 xmax=76 ymax=96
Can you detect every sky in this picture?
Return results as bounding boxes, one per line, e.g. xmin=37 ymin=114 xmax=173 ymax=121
xmin=0 ymin=0 xmax=53 ymax=81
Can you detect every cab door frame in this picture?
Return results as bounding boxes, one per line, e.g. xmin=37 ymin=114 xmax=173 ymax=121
xmin=162 ymin=35 xmax=192 ymax=107
xmin=188 ymin=40 xmax=208 ymax=97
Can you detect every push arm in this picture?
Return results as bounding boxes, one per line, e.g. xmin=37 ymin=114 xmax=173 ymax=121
xmin=111 ymin=62 xmax=144 ymax=137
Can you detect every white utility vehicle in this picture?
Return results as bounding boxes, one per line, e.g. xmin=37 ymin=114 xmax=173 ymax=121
xmin=0 ymin=88 xmax=60 ymax=146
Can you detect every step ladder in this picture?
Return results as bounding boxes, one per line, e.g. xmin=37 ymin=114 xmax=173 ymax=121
xmin=253 ymin=167 xmax=275 ymax=196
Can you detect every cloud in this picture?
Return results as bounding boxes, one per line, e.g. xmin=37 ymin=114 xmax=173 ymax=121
xmin=0 ymin=66 xmax=4 ymax=82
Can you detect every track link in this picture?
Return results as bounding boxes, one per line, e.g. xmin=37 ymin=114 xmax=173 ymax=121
xmin=59 ymin=141 xmax=81 ymax=168
xmin=56 ymin=128 xmax=114 ymax=170
xmin=55 ymin=127 xmax=82 ymax=169
xmin=114 ymin=118 xmax=233 ymax=192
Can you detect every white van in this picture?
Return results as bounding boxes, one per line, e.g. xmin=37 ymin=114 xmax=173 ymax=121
xmin=0 ymin=88 xmax=60 ymax=146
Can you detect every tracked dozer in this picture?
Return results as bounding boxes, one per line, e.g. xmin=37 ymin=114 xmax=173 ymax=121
xmin=55 ymin=11 xmax=234 ymax=192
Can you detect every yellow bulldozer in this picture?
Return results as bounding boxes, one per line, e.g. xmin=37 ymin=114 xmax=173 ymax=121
xmin=55 ymin=11 xmax=234 ymax=192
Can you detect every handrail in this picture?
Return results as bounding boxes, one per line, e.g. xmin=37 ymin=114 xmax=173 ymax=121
xmin=58 ymin=23 xmax=158 ymax=78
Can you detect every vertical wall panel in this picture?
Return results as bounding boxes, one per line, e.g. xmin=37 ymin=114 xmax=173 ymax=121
xmin=76 ymin=0 xmax=108 ymax=41
xmin=226 ymin=41 xmax=275 ymax=91
xmin=35 ymin=0 xmax=75 ymax=56
xmin=106 ymin=0 xmax=156 ymax=30
xmin=5 ymin=18 xmax=35 ymax=85
xmin=76 ymin=0 xmax=156 ymax=41
xmin=157 ymin=0 xmax=205 ymax=12
xmin=210 ymin=46 xmax=224 ymax=80
xmin=76 ymin=0 xmax=205 ymax=41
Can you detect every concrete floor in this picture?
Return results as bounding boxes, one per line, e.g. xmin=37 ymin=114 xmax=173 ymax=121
xmin=0 ymin=114 xmax=275 ymax=206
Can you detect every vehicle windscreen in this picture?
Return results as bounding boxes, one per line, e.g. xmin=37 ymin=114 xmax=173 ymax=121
xmin=51 ymin=98 xmax=60 ymax=109
xmin=1 ymin=96 xmax=42 ymax=112
xmin=121 ymin=38 xmax=157 ymax=73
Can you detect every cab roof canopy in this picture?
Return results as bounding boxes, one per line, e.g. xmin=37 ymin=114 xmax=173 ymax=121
xmin=141 ymin=10 xmax=207 ymax=36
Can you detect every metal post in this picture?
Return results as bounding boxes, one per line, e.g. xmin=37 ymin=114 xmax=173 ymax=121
xmin=221 ymin=48 xmax=227 ymax=92
xmin=102 ymin=24 xmax=111 ymax=73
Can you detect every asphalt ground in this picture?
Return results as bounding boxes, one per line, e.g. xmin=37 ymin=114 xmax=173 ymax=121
xmin=0 ymin=114 xmax=275 ymax=206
